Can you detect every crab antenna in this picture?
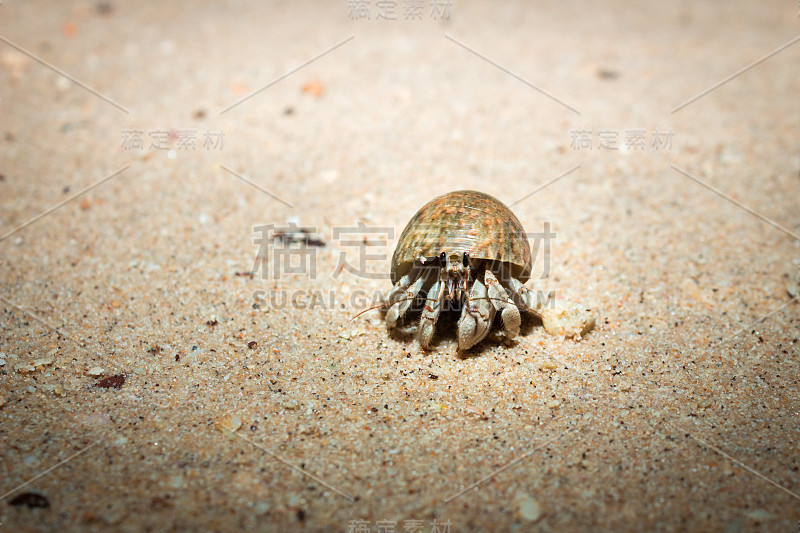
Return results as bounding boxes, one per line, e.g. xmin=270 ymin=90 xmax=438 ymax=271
xmin=348 ymin=295 xmax=416 ymax=322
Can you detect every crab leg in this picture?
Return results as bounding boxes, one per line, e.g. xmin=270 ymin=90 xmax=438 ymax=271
xmin=419 ymin=280 xmax=445 ymax=349
xmin=385 ymin=273 xmax=412 ymax=307
xmin=385 ymin=275 xmax=425 ymax=328
xmin=457 ymin=278 xmax=495 ymax=351
xmin=485 ymin=269 xmax=521 ymax=342
xmin=507 ymin=277 xmax=540 ymax=315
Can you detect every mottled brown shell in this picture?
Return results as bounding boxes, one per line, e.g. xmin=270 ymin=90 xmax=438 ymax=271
xmin=391 ymin=190 xmax=532 ymax=284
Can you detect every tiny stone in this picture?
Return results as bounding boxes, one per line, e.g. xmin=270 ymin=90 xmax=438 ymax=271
xmin=215 ymin=413 xmax=242 ymax=435
xmin=282 ymin=399 xmax=299 ymax=410
xmin=519 ymin=496 xmax=541 ymax=521
xmin=745 ymin=509 xmax=774 ymax=521
xmin=540 ymin=301 xmax=596 ymax=339
xmin=547 ymin=399 xmax=561 ymax=409
xmin=95 ymin=374 xmax=125 ymax=389
xmin=540 ymin=360 xmax=558 ymax=372
xmin=96 ymin=2 xmax=114 ymax=16
xmin=787 ymin=281 xmax=799 ymax=299
xmin=253 ymin=501 xmax=271 ymax=514
xmin=32 ymin=355 xmax=55 ymax=368
xmin=87 ymin=366 xmax=105 ymax=377
xmin=15 ymin=362 xmax=35 ymax=373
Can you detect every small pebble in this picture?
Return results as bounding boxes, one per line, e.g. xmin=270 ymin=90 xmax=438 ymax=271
xmin=15 ymin=362 xmax=36 ymax=373
xmin=96 ymin=2 xmax=114 ymax=16
xmin=540 ymin=301 xmax=596 ymax=339
xmin=95 ymin=375 xmax=125 ymax=389
xmin=787 ymin=281 xmax=799 ymax=299
xmin=215 ymin=413 xmax=242 ymax=435
xmin=519 ymin=496 xmax=541 ymax=521
xmin=745 ymin=509 xmax=774 ymax=521
xmin=87 ymin=366 xmax=105 ymax=377
xmin=540 ymin=360 xmax=558 ymax=372
xmin=32 ymin=354 xmax=55 ymax=367
xmin=597 ymin=68 xmax=619 ymax=80
xmin=253 ymin=501 xmax=271 ymax=514
xmin=282 ymin=399 xmax=299 ymax=410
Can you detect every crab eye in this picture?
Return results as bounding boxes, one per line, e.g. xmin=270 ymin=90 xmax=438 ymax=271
xmin=440 ymin=251 xmax=447 ymax=264
xmin=462 ymin=252 xmax=470 ymax=267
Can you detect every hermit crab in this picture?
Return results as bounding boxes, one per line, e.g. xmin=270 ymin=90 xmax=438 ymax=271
xmin=382 ymin=190 xmax=594 ymax=351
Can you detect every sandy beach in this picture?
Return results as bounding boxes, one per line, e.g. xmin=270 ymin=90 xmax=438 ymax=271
xmin=1 ymin=1 xmax=799 ymax=531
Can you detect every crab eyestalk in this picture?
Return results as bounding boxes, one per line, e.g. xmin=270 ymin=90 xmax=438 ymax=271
xmin=441 ymin=251 xmax=470 ymax=303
